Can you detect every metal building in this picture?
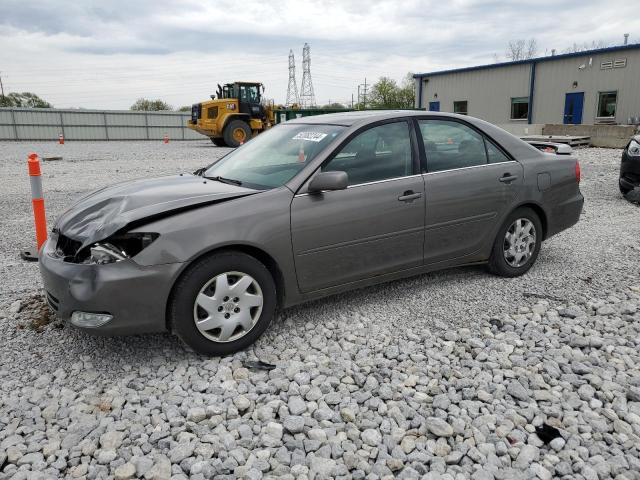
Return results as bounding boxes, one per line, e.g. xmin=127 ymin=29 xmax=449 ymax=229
xmin=414 ymin=43 xmax=640 ymax=127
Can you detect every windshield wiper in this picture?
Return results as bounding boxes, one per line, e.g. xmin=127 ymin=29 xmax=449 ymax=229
xmin=204 ymin=175 xmax=243 ymax=186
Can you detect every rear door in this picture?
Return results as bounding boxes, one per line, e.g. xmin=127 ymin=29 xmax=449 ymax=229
xmin=417 ymin=118 xmax=523 ymax=265
xmin=290 ymin=120 xmax=425 ymax=292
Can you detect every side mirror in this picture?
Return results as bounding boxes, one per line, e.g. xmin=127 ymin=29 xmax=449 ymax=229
xmin=308 ymin=171 xmax=348 ymax=193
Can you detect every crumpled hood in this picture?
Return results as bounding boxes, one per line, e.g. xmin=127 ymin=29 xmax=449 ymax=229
xmin=55 ymin=174 xmax=257 ymax=249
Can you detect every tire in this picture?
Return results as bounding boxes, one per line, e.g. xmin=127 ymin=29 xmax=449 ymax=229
xmin=223 ymin=120 xmax=251 ymax=148
xmin=211 ymin=137 xmax=227 ymax=147
xmin=619 ymin=180 xmax=632 ymax=196
xmin=168 ymin=251 xmax=277 ymax=355
xmin=487 ymin=207 xmax=542 ymax=277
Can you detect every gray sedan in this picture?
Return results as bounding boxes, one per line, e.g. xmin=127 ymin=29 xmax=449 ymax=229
xmin=39 ymin=111 xmax=584 ymax=355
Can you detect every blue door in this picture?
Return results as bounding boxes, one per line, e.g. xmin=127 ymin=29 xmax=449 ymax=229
xmin=428 ymin=101 xmax=440 ymax=112
xmin=563 ymin=92 xmax=584 ymax=124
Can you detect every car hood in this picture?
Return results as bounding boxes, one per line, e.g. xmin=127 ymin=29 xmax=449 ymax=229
xmin=55 ymin=174 xmax=257 ymax=249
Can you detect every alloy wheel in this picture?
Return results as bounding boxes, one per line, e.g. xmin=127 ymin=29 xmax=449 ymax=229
xmin=503 ymin=218 xmax=537 ymax=268
xmin=193 ymin=271 xmax=263 ymax=343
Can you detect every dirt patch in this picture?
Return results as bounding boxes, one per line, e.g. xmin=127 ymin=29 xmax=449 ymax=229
xmin=14 ymin=293 xmax=60 ymax=333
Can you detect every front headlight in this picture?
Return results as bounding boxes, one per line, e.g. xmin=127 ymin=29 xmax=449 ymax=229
xmin=80 ymin=232 xmax=159 ymax=265
xmin=628 ymin=139 xmax=640 ymax=157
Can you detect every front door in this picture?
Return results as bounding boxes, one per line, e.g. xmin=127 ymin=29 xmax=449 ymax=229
xmin=417 ymin=119 xmax=523 ymax=265
xmin=291 ymin=121 xmax=425 ymax=293
xmin=429 ymin=101 xmax=440 ymax=112
xmin=563 ymin=92 xmax=584 ymax=124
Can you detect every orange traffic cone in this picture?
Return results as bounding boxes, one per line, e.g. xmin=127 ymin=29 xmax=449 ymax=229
xmin=58 ymin=134 xmax=64 ymax=145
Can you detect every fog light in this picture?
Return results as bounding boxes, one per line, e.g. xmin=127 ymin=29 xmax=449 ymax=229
xmin=70 ymin=311 xmax=113 ymax=328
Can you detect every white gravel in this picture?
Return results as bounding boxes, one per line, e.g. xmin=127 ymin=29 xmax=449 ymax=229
xmin=0 ymin=141 xmax=639 ymax=479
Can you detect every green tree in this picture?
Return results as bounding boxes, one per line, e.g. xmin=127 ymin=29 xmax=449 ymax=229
xmin=178 ymin=105 xmax=191 ymax=112
xmin=0 ymin=92 xmax=52 ymax=108
xmin=369 ymin=77 xmax=399 ymax=109
xmin=320 ymin=102 xmax=346 ymax=109
xmin=130 ymin=98 xmax=173 ymax=111
xmin=396 ymin=72 xmax=416 ymax=109
xmin=368 ymin=74 xmax=415 ymax=109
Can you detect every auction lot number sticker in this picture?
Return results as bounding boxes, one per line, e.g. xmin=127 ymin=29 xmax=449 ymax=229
xmin=292 ymin=132 xmax=328 ymax=142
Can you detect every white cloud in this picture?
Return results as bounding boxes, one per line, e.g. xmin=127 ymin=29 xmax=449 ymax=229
xmin=1 ymin=0 xmax=638 ymax=108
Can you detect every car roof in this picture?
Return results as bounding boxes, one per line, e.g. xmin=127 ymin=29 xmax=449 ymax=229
xmin=286 ymin=110 xmax=475 ymax=126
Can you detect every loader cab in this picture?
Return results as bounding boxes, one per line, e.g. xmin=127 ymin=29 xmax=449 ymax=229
xmin=236 ymin=83 xmax=263 ymax=118
xmin=217 ymin=82 xmax=264 ymax=118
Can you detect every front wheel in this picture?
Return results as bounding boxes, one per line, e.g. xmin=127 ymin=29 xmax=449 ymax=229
xmin=223 ymin=120 xmax=251 ymax=148
xmin=487 ymin=207 xmax=542 ymax=277
xmin=211 ymin=137 xmax=227 ymax=147
xmin=169 ymin=252 xmax=277 ymax=355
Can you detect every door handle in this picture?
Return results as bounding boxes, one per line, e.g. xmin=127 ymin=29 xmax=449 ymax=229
xmin=499 ymin=173 xmax=518 ymax=184
xmin=398 ymin=190 xmax=422 ymax=202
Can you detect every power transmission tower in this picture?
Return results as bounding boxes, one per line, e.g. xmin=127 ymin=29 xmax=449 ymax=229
xmin=357 ymin=78 xmax=368 ymax=110
xmin=299 ymin=43 xmax=316 ymax=108
xmin=285 ymin=50 xmax=300 ymax=107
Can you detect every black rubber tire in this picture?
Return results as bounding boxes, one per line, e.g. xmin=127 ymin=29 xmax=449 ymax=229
xmin=211 ymin=137 xmax=227 ymax=147
xmin=168 ymin=251 xmax=276 ymax=356
xmin=223 ymin=120 xmax=251 ymax=148
xmin=619 ymin=180 xmax=632 ymax=196
xmin=487 ymin=207 xmax=542 ymax=277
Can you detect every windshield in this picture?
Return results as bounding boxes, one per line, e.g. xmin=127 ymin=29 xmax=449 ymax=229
xmin=204 ymin=124 xmax=346 ymax=189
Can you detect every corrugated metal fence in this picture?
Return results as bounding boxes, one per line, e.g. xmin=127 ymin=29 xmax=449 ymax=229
xmin=0 ymin=108 xmax=202 ymax=141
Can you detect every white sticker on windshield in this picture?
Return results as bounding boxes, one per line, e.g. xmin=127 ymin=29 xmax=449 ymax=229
xmin=292 ymin=132 xmax=328 ymax=142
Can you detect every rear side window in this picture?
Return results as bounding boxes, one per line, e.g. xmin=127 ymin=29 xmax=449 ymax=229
xmin=323 ymin=122 xmax=413 ymax=185
xmin=485 ymin=140 xmax=511 ymax=164
xmin=419 ymin=120 xmax=487 ymax=172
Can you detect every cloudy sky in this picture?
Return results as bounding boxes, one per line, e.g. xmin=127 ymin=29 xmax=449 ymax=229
xmin=1 ymin=0 xmax=637 ymax=109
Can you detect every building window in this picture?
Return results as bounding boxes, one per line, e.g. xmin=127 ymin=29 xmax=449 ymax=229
xmin=597 ymin=91 xmax=617 ymax=118
xmin=510 ymin=97 xmax=529 ymax=120
xmin=453 ymin=101 xmax=468 ymax=115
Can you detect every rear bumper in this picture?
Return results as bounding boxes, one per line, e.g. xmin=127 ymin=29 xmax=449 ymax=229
xmin=38 ymin=238 xmax=184 ymax=336
xmin=546 ymin=191 xmax=584 ymax=239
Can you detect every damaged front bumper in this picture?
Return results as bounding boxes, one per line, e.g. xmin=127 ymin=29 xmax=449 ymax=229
xmin=38 ymin=236 xmax=184 ymax=335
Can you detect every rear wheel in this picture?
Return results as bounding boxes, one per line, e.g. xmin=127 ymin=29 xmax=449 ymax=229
xmin=211 ymin=137 xmax=227 ymax=147
xmin=169 ymin=252 xmax=277 ymax=355
xmin=619 ymin=180 xmax=632 ymax=196
xmin=487 ymin=207 xmax=542 ymax=277
xmin=223 ymin=120 xmax=251 ymax=148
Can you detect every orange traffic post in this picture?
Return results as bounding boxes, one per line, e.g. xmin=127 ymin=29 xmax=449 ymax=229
xmin=21 ymin=153 xmax=48 ymax=261
xmin=58 ymin=133 xmax=64 ymax=144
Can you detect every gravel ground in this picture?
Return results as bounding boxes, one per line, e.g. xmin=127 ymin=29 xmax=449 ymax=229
xmin=0 ymin=141 xmax=639 ymax=479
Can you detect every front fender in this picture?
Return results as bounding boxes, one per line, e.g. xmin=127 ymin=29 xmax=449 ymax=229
xmin=129 ymin=187 xmax=300 ymax=304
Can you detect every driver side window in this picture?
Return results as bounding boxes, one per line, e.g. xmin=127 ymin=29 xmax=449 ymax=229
xmin=323 ymin=122 xmax=413 ymax=186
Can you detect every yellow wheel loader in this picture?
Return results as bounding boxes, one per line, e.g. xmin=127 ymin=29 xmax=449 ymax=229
xmin=187 ymin=82 xmax=274 ymax=147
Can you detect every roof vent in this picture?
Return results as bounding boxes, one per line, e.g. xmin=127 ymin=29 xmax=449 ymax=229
xmin=600 ymin=60 xmax=613 ymax=70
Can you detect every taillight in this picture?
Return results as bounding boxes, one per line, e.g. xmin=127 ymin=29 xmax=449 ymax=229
xmin=575 ymin=161 xmax=581 ymax=183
